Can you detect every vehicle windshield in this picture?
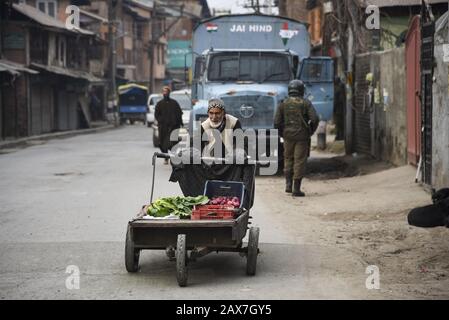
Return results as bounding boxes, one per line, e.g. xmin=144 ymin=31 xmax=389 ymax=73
xmin=150 ymin=95 xmax=162 ymax=106
xmin=207 ymin=52 xmax=292 ymax=83
xmin=299 ymin=59 xmax=333 ymax=82
xmin=171 ymin=94 xmax=192 ymax=110
xmin=119 ymin=92 xmax=147 ymax=106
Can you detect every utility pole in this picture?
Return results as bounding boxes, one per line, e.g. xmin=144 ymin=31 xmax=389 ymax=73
xmin=243 ymin=0 xmax=275 ymax=14
xmin=149 ymin=0 xmax=156 ymax=94
xmin=277 ymin=0 xmax=286 ymax=16
xmin=243 ymin=0 xmax=261 ymax=13
xmin=108 ymin=0 xmax=118 ymax=125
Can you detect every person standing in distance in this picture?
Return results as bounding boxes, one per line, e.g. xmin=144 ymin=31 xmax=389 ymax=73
xmin=154 ymin=86 xmax=183 ymax=164
xmin=274 ymin=80 xmax=319 ymax=197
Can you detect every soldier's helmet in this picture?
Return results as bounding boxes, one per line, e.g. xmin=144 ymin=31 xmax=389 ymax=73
xmin=288 ymin=80 xmax=305 ymax=97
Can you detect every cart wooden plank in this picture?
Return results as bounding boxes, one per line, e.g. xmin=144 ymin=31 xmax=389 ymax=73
xmin=130 ymin=211 xmax=249 ymax=228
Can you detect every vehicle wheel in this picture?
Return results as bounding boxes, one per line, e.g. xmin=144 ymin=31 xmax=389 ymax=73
xmin=246 ymin=227 xmax=259 ymax=276
xmin=176 ymin=234 xmax=188 ymax=287
xmin=125 ymin=224 xmax=140 ymax=272
xmin=130 ymin=120 xmax=135 ymax=125
xmin=147 ymin=121 xmax=151 ymax=128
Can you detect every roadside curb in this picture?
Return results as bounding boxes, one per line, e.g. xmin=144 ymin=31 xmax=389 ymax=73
xmin=0 ymin=124 xmax=117 ymax=150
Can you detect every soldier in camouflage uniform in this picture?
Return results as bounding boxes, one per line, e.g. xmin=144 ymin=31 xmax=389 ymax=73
xmin=274 ymin=80 xmax=319 ymax=197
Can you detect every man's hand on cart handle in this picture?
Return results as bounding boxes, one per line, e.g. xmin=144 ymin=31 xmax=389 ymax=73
xmin=154 ymin=152 xmax=171 ymax=159
xmin=152 ymin=152 xmax=272 ymax=167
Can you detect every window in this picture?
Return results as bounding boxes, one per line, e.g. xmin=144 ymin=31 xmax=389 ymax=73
xmin=36 ymin=0 xmax=58 ymax=18
xmin=171 ymin=94 xmax=192 ymax=110
xmin=299 ymin=59 xmax=333 ymax=82
xmin=194 ymin=57 xmax=205 ymax=80
xmin=136 ymin=23 xmax=143 ymax=40
xmin=30 ymin=28 xmax=48 ymax=64
xmin=55 ymin=35 xmax=66 ymax=66
xmin=208 ymin=54 xmax=238 ymax=81
xmin=60 ymin=38 xmax=66 ymax=66
xmin=38 ymin=2 xmax=46 ymax=13
xmin=88 ymin=45 xmax=103 ymax=60
xmin=208 ymin=52 xmax=291 ymax=82
xmin=55 ymin=36 xmax=59 ymax=61
xmin=48 ymin=1 xmax=55 ymax=18
xmin=125 ymin=50 xmax=132 ymax=65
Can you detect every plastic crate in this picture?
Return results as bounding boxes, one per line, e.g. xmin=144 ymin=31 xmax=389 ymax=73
xmin=191 ymin=205 xmax=237 ymax=220
xmin=203 ymin=180 xmax=245 ymax=209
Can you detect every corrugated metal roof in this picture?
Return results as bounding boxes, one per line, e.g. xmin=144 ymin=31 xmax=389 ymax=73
xmin=124 ymin=4 xmax=151 ymax=19
xmin=122 ymin=0 xmax=200 ymax=19
xmin=118 ymin=83 xmax=148 ymax=93
xmin=79 ymin=9 xmax=108 ymax=23
xmin=12 ymin=3 xmax=94 ymax=36
xmin=0 ymin=65 xmax=19 ymax=75
xmin=0 ymin=59 xmax=39 ymax=75
xmin=361 ymin=0 xmax=448 ymax=7
xmin=129 ymin=0 xmax=153 ymax=10
xmin=30 ymin=63 xmax=105 ymax=83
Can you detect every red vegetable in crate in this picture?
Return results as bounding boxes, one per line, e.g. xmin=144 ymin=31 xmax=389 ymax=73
xmin=209 ymin=196 xmax=241 ymax=208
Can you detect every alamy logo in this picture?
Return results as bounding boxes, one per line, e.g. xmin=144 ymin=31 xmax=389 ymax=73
xmin=365 ymin=265 xmax=380 ymax=290
xmin=168 ymin=124 xmax=279 ymax=176
xmin=65 ymin=265 xmax=80 ymax=290
xmin=65 ymin=5 xmax=80 ymax=30
xmin=365 ymin=5 xmax=380 ymax=30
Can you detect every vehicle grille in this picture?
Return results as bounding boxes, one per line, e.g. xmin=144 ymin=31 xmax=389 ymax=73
xmin=221 ymin=95 xmax=276 ymax=129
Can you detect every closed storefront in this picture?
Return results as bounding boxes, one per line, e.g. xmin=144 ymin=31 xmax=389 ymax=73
xmin=57 ymin=90 xmax=79 ymax=131
xmin=30 ymin=81 xmax=55 ymax=135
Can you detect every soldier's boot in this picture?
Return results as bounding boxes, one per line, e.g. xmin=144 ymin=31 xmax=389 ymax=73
xmin=292 ymin=179 xmax=305 ymax=197
xmin=285 ymin=172 xmax=293 ymax=193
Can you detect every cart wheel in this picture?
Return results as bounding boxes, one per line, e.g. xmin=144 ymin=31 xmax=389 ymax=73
xmin=246 ymin=227 xmax=260 ymax=276
xmin=176 ymin=234 xmax=188 ymax=287
xmin=125 ymin=225 xmax=140 ymax=273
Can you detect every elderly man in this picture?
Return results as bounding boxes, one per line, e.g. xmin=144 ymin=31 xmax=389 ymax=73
xmin=199 ymin=98 xmax=242 ymax=158
xmin=170 ymin=99 xmax=254 ymax=210
xmin=155 ymin=86 xmax=183 ymax=164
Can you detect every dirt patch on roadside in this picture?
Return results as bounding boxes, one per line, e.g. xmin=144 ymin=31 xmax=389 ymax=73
xmin=306 ymin=155 xmax=394 ymax=180
xmin=335 ymin=215 xmax=449 ymax=298
xmin=321 ymin=209 xmax=407 ymax=222
xmin=306 ymin=157 xmax=357 ymax=180
xmin=260 ymin=164 xmax=449 ymax=299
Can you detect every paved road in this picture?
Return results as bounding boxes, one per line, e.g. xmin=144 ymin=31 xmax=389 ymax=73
xmin=0 ymin=126 xmax=374 ymax=299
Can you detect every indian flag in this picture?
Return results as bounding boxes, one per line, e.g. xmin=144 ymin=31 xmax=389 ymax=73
xmin=206 ymin=23 xmax=218 ymax=33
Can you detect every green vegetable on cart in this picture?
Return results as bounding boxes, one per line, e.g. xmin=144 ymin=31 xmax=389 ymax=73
xmin=147 ymin=195 xmax=209 ymax=218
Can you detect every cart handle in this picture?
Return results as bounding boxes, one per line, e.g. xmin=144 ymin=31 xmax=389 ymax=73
xmin=153 ymin=152 xmax=171 ymax=163
xmin=150 ymin=152 xmax=170 ymax=203
xmin=153 ymin=152 xmax=271 ymax=167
